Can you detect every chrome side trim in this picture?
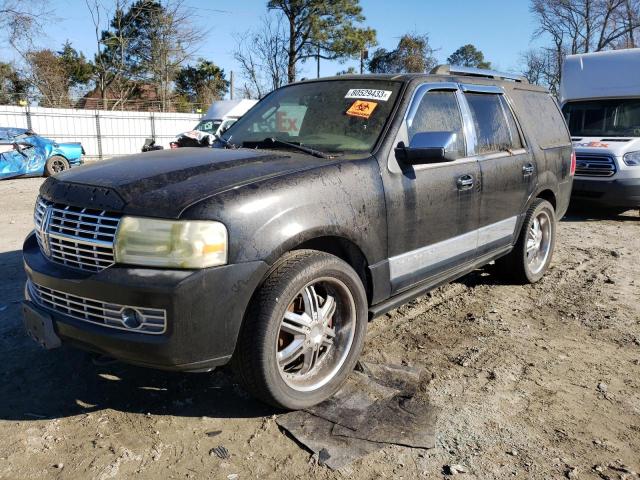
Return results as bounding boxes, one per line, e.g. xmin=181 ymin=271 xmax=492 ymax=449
xmin=388 ymin=216 xmax=518 ymax=281
xmin=477 ymin=216 xmax=518 ymax=247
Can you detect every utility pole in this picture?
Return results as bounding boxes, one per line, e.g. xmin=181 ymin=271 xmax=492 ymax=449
xmin=230 ymin=70 xmax=234 ymax=100
xmin=360 ymin=49 xmax=368 ymax=74
xmin=316 ymin=44 xmax=321 ymax=78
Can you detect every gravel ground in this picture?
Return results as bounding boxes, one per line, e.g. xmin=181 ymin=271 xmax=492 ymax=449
xmin=0 ymin=177 xmax=638 ymax=480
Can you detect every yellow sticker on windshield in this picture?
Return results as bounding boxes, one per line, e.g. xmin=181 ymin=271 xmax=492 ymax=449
xmin=346 ymin=100 xmax=377 ymax=119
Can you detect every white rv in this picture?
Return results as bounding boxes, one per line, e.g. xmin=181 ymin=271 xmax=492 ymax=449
xmin=560 ymin=49 xmax=640 ymax=211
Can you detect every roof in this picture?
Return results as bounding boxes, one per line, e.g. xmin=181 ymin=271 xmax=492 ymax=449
xmin=560 ymin=48 xmax=640 ymax=103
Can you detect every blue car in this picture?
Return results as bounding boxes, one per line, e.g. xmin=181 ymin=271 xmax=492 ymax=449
xmin=0 ymin=127 xmax=84 ymax=180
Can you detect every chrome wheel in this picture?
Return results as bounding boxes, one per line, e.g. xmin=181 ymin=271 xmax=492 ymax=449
xmin=276 ymin=277 xmax=356 ymax=392
xmin=526 ymin=211 xmax=552 ymax=275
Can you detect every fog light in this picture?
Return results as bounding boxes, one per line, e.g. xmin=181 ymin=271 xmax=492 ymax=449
xmin=121 ymin=308 xmax=142 ymax=329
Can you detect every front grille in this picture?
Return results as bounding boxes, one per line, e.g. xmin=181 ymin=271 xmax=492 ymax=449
xmin=27 ymin=280 xmax=167 ymax=334
xmin=575 ymin=155 xmax=617 ymax=177
xmin=34 ymin=197 xmax=121 ymax=272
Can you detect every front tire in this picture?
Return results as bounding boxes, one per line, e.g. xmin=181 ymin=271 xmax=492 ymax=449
xmin=495 ymin=199 xmax=556 ymax=284
xmin=233 ymin=250 xmax=368 ymax=409
xmin=44 ymin=155 xmax=69 ymax=176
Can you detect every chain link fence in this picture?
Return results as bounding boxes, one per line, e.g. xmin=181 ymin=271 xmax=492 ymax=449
xmin=0 ymin=104 xmax=201 ymax=161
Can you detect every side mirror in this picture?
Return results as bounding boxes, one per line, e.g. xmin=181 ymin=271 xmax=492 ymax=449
xmin=395 ymin=131 xmax=458 ymax=164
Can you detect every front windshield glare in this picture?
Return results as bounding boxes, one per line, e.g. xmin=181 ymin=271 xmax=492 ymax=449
xmin=221 ymin=80 xmax=401 ymax=154
xmin=196 ymin=120 xmax=222 ymax=134
xmin=563 ymin=99 xmax=640 ymax=137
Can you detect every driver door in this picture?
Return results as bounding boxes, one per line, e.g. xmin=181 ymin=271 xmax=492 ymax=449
xmin=382 ymin=84 xmax=481 ymax=293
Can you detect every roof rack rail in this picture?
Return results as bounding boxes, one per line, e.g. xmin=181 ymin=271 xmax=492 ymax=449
xmin=430 ymin=64 xmax=528 ymax=83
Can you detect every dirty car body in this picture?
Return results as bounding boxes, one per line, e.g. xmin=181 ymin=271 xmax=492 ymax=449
xmin=22 ymin=69 xmax=574 ymax=409
xmin=0 ymin=128 xmax=84 ymax=179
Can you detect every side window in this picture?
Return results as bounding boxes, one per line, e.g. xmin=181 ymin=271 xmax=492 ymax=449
xmin=465 ymin=93 xmax=522 ymax=154
xmin=408 ymin=90 xmax=465 ymax=159
xmin=499 ymin=96 xmax=523 ymax=149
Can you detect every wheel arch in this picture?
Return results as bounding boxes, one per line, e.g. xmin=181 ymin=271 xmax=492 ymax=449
xmin=258 ymin=231 xmax=373 ymax=306
xmin=292 ymin=236 xmax=372 ymax=304
xmin=535 ymin=188 xmax=557 ymax=210
xmin=48 ymin=152 xmax=69 ymax=161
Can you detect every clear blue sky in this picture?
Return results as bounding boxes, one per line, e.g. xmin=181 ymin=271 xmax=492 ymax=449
xmin=4 ymin=0 xmax=543 ymax=95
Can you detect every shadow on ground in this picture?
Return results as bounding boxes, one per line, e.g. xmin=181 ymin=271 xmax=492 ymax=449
xmin=0 ymin=251 xmax=275 ymax=423
xmin=561 ymin=205 xmax=638 ymax=222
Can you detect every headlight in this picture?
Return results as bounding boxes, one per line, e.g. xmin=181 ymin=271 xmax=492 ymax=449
xmin=114 ymin=217 xmax=227 ymax=268
xmin=623 ymin=151 xmax=640 ymax=166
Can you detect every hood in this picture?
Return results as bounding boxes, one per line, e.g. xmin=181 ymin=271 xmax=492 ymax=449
xmin=41 ymin=147 xmax=332 ymax=218
xmin=571 ymin=136 xmax=640 ymax=157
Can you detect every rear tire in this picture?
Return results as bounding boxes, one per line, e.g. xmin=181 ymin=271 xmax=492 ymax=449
xmin=495 ymin=199 xmax=556 ymax=284
xmin=232 ymin=250 xmax=368 ymax=410
xmin=44 ymin=155 xmax=69 ymax=176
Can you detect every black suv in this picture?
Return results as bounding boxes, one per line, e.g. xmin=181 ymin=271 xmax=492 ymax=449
xmin=22 ymin=66 xmax=574 ymax=409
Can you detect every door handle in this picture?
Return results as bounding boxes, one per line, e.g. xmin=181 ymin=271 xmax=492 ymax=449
xmin=456 ymin=174 xmax=474 ymax=190
xmin=523 ymin=163 xmax=535 ymax=176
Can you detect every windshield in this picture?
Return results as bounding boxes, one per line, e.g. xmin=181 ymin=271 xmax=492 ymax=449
xmin=195 ymin=119 xmax=222 ymax=134
xmin=563 ymin=99 xmax=640 ymax=137
xmin=220 ymin=80 xmax=401 ymax=154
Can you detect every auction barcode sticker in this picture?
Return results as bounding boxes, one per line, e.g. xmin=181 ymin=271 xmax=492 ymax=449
xmin=345 ymin=89 xmax=392 ymax=101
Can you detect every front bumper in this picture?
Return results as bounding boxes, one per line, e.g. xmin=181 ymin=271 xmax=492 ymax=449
xmin=571 ymin=176 xmax=640 ymax=208
xmin=23 ymin=232 xmax=269 ymax=372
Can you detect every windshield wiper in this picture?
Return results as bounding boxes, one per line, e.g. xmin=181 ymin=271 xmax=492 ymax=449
xmin=250 ymin=137 xmax=330 ymax=159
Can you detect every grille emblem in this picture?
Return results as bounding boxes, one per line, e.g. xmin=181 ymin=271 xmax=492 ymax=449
xmin=37 ymin=205 xmax=53 ymax=257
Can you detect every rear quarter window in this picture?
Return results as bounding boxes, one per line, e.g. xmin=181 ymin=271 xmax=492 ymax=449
xmin=509 ymin=89 xmax=570 ymax=148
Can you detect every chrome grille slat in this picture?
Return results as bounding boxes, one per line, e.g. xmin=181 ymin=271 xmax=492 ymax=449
xmin=49 ymin=232 xmax=113 ymax=248
xmin=49 ymin=218 xmax=118 ymax=230
xmin=575 ymin=155 xmax=617 ymax=177
xmin=28 ymin=280 xmax=166 ymax=334
xmin=49 ymin=243 xmax=112 ymax=256
xmin=34 ymin=197 xmax=121 ymax=271
xmin=49 ymin=222 xmax=117 ymax=237
xmin=50 ymin=249 xmax=113 ymax=264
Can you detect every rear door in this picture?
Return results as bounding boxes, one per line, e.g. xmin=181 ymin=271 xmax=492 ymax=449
xmin=460 ymin=85 xmax=534 ymax=257
xmin=383 ymin=83 xmax=481 ymax=293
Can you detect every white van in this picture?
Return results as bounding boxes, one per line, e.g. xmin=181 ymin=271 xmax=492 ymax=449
xmin=165 ymin=99 xmax=259 ymax=149
xmin=193 ymin=99 xmax=258 ymax=137
xmin=560 ymin=49 xmax=640 ymax=210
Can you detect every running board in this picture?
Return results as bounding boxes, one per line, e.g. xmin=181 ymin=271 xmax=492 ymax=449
xmin=368 ymin=246 xmax=512 ymax=319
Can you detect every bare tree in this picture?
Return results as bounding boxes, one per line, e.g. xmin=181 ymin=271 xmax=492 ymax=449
xmin=86 ymin=0 xmax=205 ymax=111
xmin=130 ymin=0 xmax=205 ymax=111
xmin=529 ymin=0 xmax=640 ymax=94
xmin=532 ymin=0 xmax=640 ymax=53
xmin=86 ymin=0 xmax=139 ymax=109
xmin=24 ymin=50 xmax=71 ymax=107
xmin=520 ymin=48 xmax=563 ymax=96
xmin=234 ymin=15 xmax=289 ymax=99
xmin=0 ymin=0 xmax=48 ymax=48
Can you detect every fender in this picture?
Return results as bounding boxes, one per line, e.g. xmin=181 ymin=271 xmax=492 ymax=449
xmin=181 ymin=155 xmax=389 ymax=268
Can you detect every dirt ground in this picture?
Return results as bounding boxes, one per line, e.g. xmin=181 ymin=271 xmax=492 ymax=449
xmin=0 ymin=177 xmax=638 ymax=480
